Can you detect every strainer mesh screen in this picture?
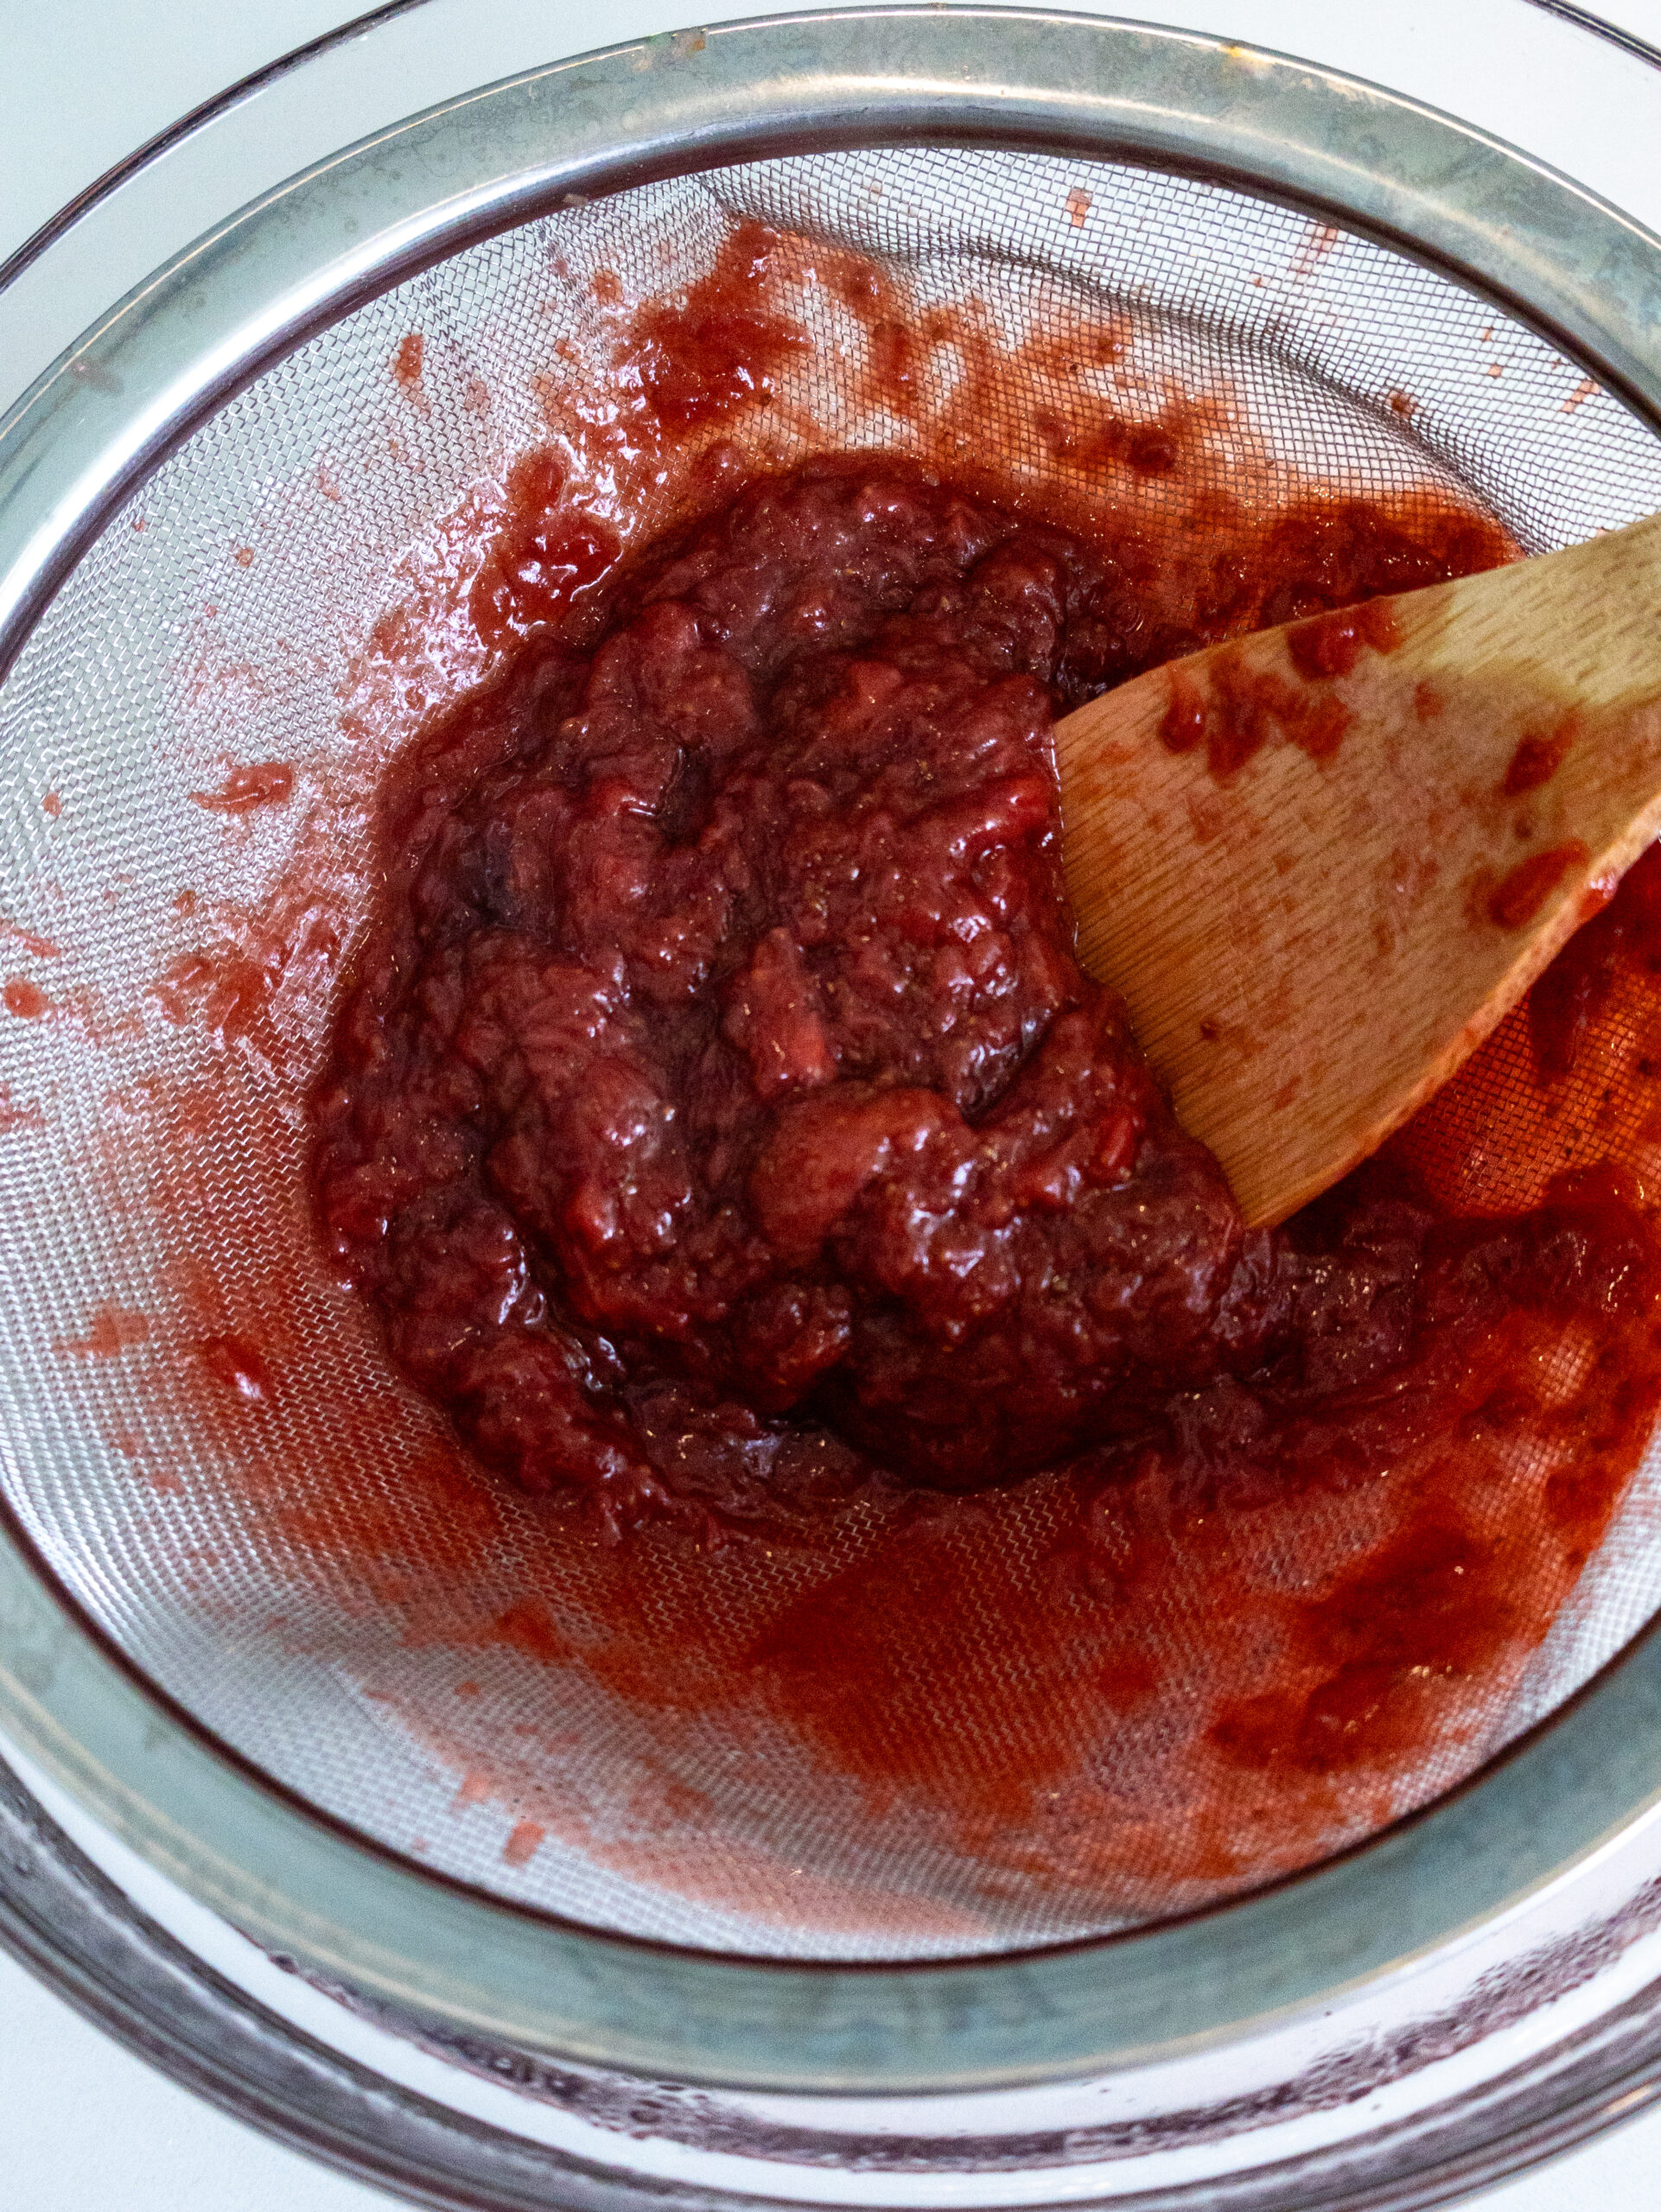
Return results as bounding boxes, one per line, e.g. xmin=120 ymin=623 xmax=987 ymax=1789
xmin=3 ymin=148 xmax=1661 ymax=1960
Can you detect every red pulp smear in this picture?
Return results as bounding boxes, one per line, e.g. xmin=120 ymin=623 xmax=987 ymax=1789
xmin=1490 ymin=840 xmax=1589 ymax=930
xmin=1155 ymin=507 xmax=1489 ymax=778
xmin=1284 ymin=595 xmax=1403 ymax=680
xmin=627 ymin=219 xmax=811 ymax=428
xmin=468 ymin=449 xmax=620 ymax=653
xmin=1503 ymin=717 xmax=1578 ymax=797
xmin=1162 ymin=647 xmax=1353 ymax=773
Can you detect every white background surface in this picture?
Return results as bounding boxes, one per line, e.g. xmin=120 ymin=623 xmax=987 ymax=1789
xmin=6 ymin=2 xmax=1661 ymax=2205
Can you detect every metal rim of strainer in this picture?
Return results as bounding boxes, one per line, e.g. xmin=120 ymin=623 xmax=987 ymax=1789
xmin=6 ymin=2 xmax=1661 ymax=2109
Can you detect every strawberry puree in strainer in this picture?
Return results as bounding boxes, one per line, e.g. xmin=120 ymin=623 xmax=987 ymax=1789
xmin=311 ymin=444 xmax=1641 ymax=1560
xmin=122 ymin=216 xmax=1661 ymax=1924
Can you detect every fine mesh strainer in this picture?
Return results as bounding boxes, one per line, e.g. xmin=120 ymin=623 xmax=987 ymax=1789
xmin=7 ymin=3 xmax=1661 ymax=2103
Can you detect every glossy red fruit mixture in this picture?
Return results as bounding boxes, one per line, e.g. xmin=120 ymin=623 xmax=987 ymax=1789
xmin=311 ymin=452 xmax=1661 ymax=1548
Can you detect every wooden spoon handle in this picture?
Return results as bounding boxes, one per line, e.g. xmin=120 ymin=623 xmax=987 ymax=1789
xmin=1055 ymin=509 xmax=1661 ymax=1227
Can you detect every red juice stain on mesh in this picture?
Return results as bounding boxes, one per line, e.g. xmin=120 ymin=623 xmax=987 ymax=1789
xmin=742 ymin=1496 xmax=1157 ymax=1825
xmin=502 ymin=1818 xmax=544 ymax=1867
xmin=154 ymin=949 xmax=276 ymax=1046
xmin=56 ymin=1305 xmax=151 ymax=1358
xmin=1527 ymin=851 xmax=1661 ymax=1082
xmin=1291 ymin=221 xmax=1342 ymax=281
xmin=729 ymin=1160 xmax=1661 ymax=1878
xmin=112 ymin=1065 xmax=506 ymax=1613
xmin=199 ymin=1332 xmax=273 ymax=1402
xmin=1204 ymin=1189 xmax=1661 ymax=1775
xmin=0 ymin=1085 xmax=46 ymax=1133
xmin=3 ymin=977 xmax=49 ymax=1020
xmin=868 ymin=318 xmax=931 ymax=418
xmin=391 ymin=334 xmax=424 ymax=391
xmin=153 ymin=876 xmax=344 ymax=1056
xmin=189 ymin=762 xmax=294 ymax=814
xmin=0 ymin=917 xmax=61 ymax=958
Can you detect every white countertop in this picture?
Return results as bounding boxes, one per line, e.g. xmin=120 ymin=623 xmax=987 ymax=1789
xmin=6 ymin=3 xmax=1661 ymax=2204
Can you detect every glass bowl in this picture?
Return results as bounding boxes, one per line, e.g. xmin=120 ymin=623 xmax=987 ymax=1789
xmin=3 ymin=4 xmax=1661 ymax=2204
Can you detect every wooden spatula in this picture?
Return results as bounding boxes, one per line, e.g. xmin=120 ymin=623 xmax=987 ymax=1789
xmin=1054 ymin=509 xmax=1661 ymax=1228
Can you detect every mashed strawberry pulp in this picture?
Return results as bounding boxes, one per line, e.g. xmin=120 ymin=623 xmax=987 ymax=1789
xmin=311 ymin=454 xmax=1661 ymax=1546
